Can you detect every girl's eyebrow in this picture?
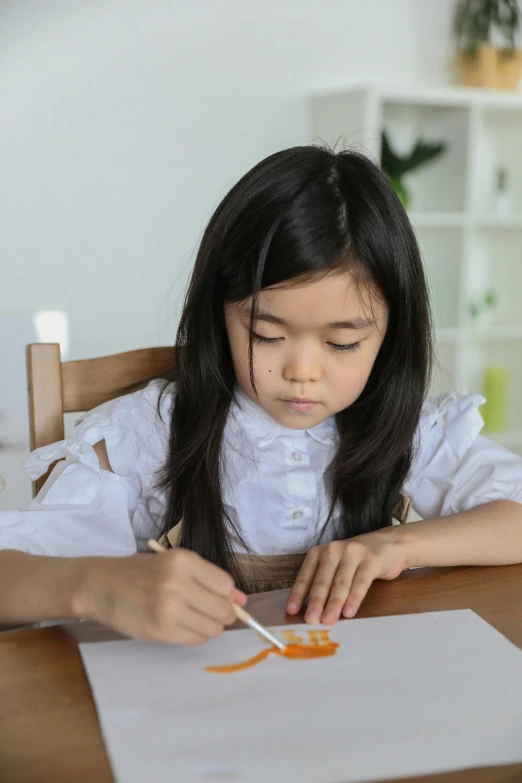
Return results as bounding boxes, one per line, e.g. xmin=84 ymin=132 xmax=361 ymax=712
xmin=246 ymin=309 xmax=375 ymax=330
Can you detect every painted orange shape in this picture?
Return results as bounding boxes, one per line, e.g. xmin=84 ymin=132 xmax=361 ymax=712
xmin=205 ymin=629 xmax=339 ymax=674
xmin=281 ymin=629 xmax=304 ymax=645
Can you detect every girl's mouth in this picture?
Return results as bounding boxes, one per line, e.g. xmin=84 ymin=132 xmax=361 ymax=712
xmin=281 ymin=398 xmax=319 ymax=412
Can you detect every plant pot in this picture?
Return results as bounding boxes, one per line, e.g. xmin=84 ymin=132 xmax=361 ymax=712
xmin=456 ymin=43 xmax=522 ymax=90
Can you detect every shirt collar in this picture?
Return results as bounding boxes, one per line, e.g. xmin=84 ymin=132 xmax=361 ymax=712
xmin=231 ymin=387 xmax=337 ymax=447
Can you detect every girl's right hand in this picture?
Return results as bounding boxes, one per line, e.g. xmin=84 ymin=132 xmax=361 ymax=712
xmin=75 ymin=549 xmax=247 ymax=645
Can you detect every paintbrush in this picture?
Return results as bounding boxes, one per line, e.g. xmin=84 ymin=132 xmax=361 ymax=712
xmin=147 ymin=539 xmax=286 ymax=650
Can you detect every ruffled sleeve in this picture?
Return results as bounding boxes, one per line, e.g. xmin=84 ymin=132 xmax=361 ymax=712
xmin=0 ymin=380 xmax=172 ymax=557
xmin=404 ymin=392 xmax=522 ymax=519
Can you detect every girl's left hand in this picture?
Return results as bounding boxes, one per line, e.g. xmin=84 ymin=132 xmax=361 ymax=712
xmin=285 ymin=528 xmax=410 ymax=625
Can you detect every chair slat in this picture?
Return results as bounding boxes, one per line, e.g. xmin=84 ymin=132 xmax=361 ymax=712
xmin=26 ymin=344 xmax=65 ymax=451
xmin=61 ymin=347 xmax=174 ymax=412
xmin=26 ymin=344 xmax=174 ymax=497
xmin=26 ymin=344 xmax=65 ymax=495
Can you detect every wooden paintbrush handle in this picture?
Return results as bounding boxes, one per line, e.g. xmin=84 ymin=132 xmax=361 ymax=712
xmin=233 ymin=604 xmax=252 ymax=625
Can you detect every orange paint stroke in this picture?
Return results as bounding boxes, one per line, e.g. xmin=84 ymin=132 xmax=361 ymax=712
xmin=205 ymin=629 xmax=339 ymax=674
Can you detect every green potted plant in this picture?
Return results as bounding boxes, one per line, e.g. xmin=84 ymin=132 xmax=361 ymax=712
xmin=454 ymin=0 xmax=522 ymax=89
xmin=380 ymin=132 xmax=447 ymax=210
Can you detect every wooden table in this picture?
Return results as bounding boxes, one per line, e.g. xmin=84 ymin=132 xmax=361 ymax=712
xmin=2 ymin=564 xmax=522 ymax=783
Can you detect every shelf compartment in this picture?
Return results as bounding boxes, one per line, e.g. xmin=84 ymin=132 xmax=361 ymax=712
xmin=469 ymin=325 xmax=522 ymax=341
xmin=474 ymin=108 xmax=522 ymax=215
xmin=381 ymin=102 xmax=469 ymax=213
xmin=462 ymin=340 xmax=522 ymax=434
xmin=467 ymin=228 xmax=522 ymax=328
xmin=416 ymin=228 xmax=463 ymax=330
xmin=476 ymin=215 xmax=522 ymax=229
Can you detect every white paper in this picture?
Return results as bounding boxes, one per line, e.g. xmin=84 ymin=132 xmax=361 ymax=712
xmin=80 ymin=610 xmax=522 ymax=783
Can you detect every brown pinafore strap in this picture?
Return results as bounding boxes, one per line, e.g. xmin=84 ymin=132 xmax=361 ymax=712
xmin=233 ymin=553 xmax=307 ymax=594
xmin=392 ymin=494 xmax=412 ymax=525
xmin=158 ymin=523 xmax=305 ymax=594
xmin=157 ymin=494 xmax=411 ymax=595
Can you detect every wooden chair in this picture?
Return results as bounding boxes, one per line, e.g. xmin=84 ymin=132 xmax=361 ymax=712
xmin=26 ymin=343 xmax=175 ymax=495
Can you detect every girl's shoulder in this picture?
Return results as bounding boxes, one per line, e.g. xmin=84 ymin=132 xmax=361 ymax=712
xmin=26 ymin=379 xmax=175 ymax=488
xmin=410 ymin=390 xmax=485 ymax=479
xmin=406 ymin=390 xmax=522 ymax=518
xmin=418 ymin=390 xmax=485 ymax=452
xmin=75 ymin=377 xmax=175 ymax=434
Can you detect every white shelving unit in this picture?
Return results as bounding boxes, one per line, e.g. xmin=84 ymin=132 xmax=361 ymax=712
xmin=310 ymin=85 xmax=522 ymax=455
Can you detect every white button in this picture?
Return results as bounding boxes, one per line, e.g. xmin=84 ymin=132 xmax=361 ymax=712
xmin=292 ymin=510 xmax=304 ymax=520
xmin=292 ymin=451 xmax=302 ymax=462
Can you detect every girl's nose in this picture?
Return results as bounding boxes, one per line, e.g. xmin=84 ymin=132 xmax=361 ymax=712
xmin=282 ymin=352 xmax=322 ymax=384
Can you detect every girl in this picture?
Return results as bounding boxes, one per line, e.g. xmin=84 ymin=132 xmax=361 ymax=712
xmin=1 ymin=146 xmax=522 ymax=644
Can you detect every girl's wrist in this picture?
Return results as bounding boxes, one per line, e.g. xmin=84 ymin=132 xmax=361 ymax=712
xmin=384 ymin=523 xmax=421 ymax=570
xmin=0 ymin=551 xmax=103 ymax=628
xmin=390 ymin=517 xmax=453 ymax=570
xmin=69 ymin=556 xmax=108 ymax=622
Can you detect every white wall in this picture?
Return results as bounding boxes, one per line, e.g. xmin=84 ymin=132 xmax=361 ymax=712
xmin=0 ymin=0 xmax=457 ymax=505
xmin=1 ymin=0 xmax=458 ymax=358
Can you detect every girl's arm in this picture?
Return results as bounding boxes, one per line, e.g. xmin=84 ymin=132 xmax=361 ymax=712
xmin=0 ymin=384 xmax=249 ymax=642
xmin=0 ymin=548 xmax=246 ymax=641
xmin=286 ymin=499 xmax=522 ymax=625
xmin=0 ymin=437 xmax=248 ymax=641
xmin=399 ymin=498 xmax=522 ymax=568
xmin=0 ymin=550 xmax=88 ymax=629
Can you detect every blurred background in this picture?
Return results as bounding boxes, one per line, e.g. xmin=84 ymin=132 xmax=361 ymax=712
xmin=1 ymin=0 xmax=521 ymax=508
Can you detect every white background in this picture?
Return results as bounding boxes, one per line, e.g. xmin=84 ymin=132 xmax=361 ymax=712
xmin=0 ymin=0 xmax=493 ymax=505
xmin=1 ymin=0 xmax=460 ymax=359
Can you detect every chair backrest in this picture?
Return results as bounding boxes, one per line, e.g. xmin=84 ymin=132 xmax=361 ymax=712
xmin=26 ymin=343 xmax=175 ymax=495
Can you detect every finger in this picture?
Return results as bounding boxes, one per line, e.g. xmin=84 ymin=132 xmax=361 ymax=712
xmin=173 ymin=549 xmax=236 ymax=598
xmin=182 ymin=579 xmax=237 ymax=626
xmin=286 ymin=549 xmax=321 ymax=615
xmin=153 ymin=580 xmax=229 ymax=641
xmin=321 ymin=554 xmax=360 ymax=625
xmin=166 ymin=627 xmax=209 ymax=646
xmin=304 ymin=550 xmax=343 ymax=624
xmin=149 ymin=621 xmax=209 ymax=646
xmin=342 ymin=562 xmax=379 ymax=618
xmin=177 ymin=605 xmax=227 ymax=641
xmin=233 ymin=588 xmax=247 ymax=607
xmin=193 ymin=564 xmax=235 ymax=598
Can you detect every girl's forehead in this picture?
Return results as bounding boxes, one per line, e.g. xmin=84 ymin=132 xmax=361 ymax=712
xmin=255 ymin=272 xmax=387 ymax=326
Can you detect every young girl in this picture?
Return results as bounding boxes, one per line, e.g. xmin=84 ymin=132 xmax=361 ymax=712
xmin=1 ymin=146 xmax=522 ymax=645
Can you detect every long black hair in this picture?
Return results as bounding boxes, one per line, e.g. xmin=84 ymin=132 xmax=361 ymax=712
xmin=157 ymin=145 xmax=433 ymax=590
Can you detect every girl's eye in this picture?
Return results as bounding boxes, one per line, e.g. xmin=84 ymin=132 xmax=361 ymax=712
xmin=251 ymin=332 xmax=282 ymax=345
xmin=329 ymin=341 xmax=361 ymax=353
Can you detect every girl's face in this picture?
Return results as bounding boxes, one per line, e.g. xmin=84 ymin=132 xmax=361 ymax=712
xmin=224 ymin=271 xmax=389 ymax=429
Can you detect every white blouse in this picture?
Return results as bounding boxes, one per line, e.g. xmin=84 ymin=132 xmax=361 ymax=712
xmin=1 ymin=380 xmax=521 ymax=558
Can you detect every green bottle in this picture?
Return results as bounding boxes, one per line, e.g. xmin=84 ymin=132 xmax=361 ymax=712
xmin=482 ymin=366 xmax=508 ymax=433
